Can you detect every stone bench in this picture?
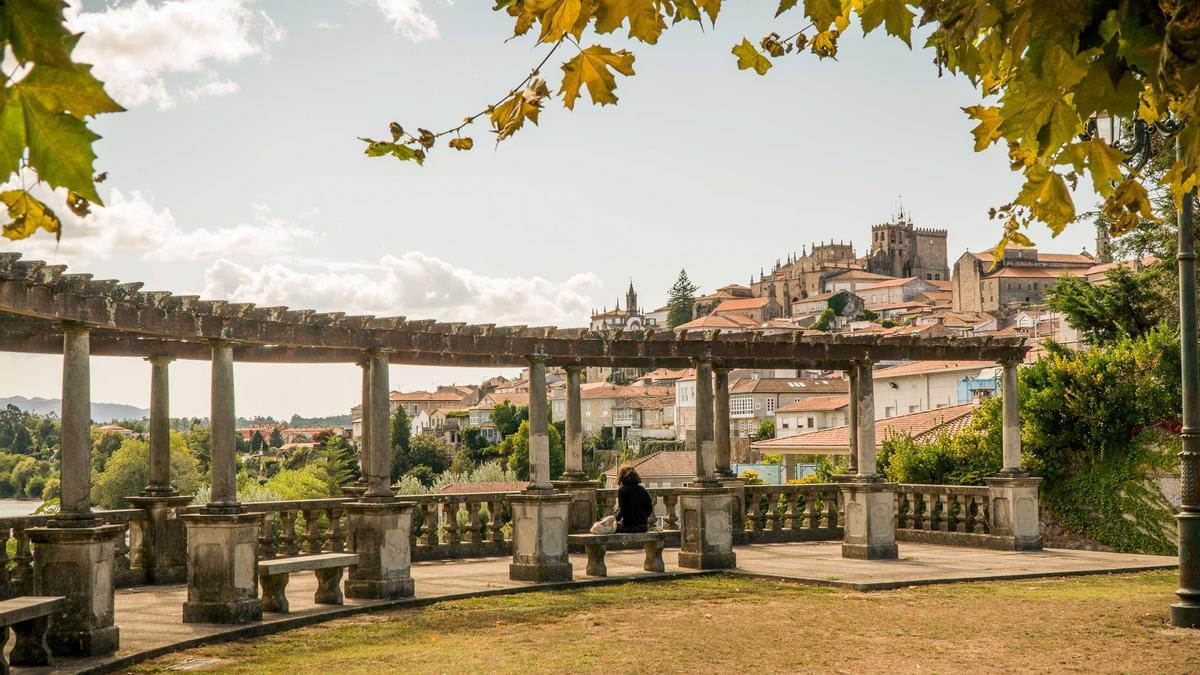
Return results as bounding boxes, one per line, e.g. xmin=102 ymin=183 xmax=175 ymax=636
xmin=0 ymin=596 xmax=65 ymax=673
xmin=258 ymin=553 xmax=359 ymax=613
xmin=567 ymin=531 xmax=671 ymax=577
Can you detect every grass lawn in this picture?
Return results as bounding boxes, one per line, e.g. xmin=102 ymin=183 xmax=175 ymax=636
xmin=129 ymin=571 xmax=1199 ymax=673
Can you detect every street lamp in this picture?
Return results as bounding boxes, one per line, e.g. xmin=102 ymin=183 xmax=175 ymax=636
xmin=1086 ymin=112 xmax=1200 ymax=628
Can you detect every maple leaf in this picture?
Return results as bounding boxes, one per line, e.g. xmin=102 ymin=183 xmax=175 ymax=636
xmin=695 ymin=0 xmax=721 ymax=24
xmin=594 ymin=0 xmax=666 ymax=44
xmin=963 ymin=105 xmax=1002 ymax=152
xmin=559 ymin=46 xmax=636 ymax=109
xmin=490 ymin=79 xmax=550 ymax=138
xmin=448 ymin=137 xmax=474 ymax=150
xmin=1057 ymin=138 xmax=1126 ymax=198
xmin=803 ymin=0 xmax=841 ymax=31
xmin=732 ymin=39 xmax=772 ymax=76
xmin=0 ymin=189 xmax=61 ymax=240
xmin=1015 ymin=165 xmax=1075 ymax=234
xmin=18 ymin=64 xmax=125 ymax=118
xmin=3 ymin=0 xmax=76 ymax=68
xmin=775 ymin=0 xmax=797 ymax=17
xmin=859 ymin=0 xmax=915 ymax=47
xmin=809 ymin=29 xmax=839 ymax=59
xmin=20 ymin=92 xmax=104 ymax=203
xmin=535 ymin=0 xmax=586 ymax=42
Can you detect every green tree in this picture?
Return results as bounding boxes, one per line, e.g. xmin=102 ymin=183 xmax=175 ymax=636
xmin=666 ymin=269 xmax=699 ymax=329
xmin=268 ymin=427 xmax=284 ymax=449
xmin=408 ymin=435 xmax=451 ymax=475
xmin=507 ymin=420 xmax=565 ymax=481
xmin=91 ymin=431 xmax=125 ymax=473
xmin=185 ymin=424 xmax=211 ymax=477
xmin=812 ymin=307 xmax=836 ymax=332
xmin=250 ymin=430 xmax=266 ymax=453
xmin=491 ymin=401 xmax=527 ymax=438
xmin=91 ymin=433 xmax=201 ymax=509
xmin=1045 ymin=266 xmax=1172 ymax=345
xmin=390 ymin=407 xmax=412 ymax=481
xmin=308 ymin=435 xmax=358 ymax=495
xmin=756 ymin=419 xmax=775 ymax=440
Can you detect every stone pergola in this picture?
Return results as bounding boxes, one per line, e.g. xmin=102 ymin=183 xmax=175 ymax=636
xmin=0 ymin=252 xmax=1035 ymax=655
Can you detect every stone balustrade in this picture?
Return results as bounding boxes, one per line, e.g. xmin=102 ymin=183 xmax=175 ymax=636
xmin=233 ymin=499 xmax=353 ymax=560
xmin=596 ymin=487 xmax=682 ymax=532
xmin=893 ymin=484 xmax=1005 ymax=547
xmin=741 ymin=484 xmax=843 ymax=543
xmin=408 ymin=492 xmax=516 ymax=561
xmin=0 ymin=509 xmax=147 ymax=600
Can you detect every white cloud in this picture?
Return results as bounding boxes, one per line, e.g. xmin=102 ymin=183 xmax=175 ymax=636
xmin=8 ymin=188 xmax=319 ymax=265
xmin=364 ymin=0 xmax=439 ymax=41
xmin=185 ymin=78 xmax=240 ymax=101
xmin=67 ymin=0 xmax=285 ymax=110
xmin=202 ymin=253 xmax=602 ymax=326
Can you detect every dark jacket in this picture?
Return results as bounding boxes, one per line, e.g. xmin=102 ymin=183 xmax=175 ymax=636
xmin=616 ymin=482 xmax=654 ymax=533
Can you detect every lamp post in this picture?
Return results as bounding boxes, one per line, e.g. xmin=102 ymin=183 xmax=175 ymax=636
xmin=1086 ymin=113 xmax=1199 ymax=627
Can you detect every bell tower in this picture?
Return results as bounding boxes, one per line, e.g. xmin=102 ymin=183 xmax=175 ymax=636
xmin=625 ymin=281 xmax=639 ymax=316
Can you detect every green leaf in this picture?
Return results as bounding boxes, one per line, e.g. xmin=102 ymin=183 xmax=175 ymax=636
xmin=859 ymin=0 xmax=915 ymax=47
xmin=963 ymin=105 xmax=1002 ymax=152
xmin=732 ymin=39 xmax=772 ymax=76
xmin=4 ymin=0 xmax=75 ymax=67
xmin=1058 ymin=138 xmax=1126 ymax=198
xmin=0 ymin=90 xmax=27 ymax=180
xmin=775 ymin=0 xmax=798 ymax=18
xmin=559 ymin=45 xmax=636 ymax=109
xmin=17 ymin=64 xmax=125 ymax=118
xmin=0 ymin=189 xmax=61 ymax=241
xmin=803 ymin=0 xmax=841 ymax=30
xmin=22 ymin=95 xmax=103 ymax=203
xmin=1016 ymin=165 xmax=1075 ymax=234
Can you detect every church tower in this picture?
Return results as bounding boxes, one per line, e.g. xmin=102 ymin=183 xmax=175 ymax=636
xmin=625 ymin=282 xmax=639 ymax=316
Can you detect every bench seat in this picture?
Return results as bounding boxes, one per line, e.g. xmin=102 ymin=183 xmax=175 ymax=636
xmin=258 ymin=553 xmax=359 ymax=614
xmin=567 ymin=531 xmax=673 ymax=577
xmin=0 ymin=596 xmax=65 ymax=673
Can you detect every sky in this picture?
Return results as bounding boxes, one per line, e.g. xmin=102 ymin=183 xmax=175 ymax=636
xmin=0 ymin=0 xmax=1101 ymax=419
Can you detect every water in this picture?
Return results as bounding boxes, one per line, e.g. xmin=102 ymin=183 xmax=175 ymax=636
xmin=0 ymin=499 xmax=41 ymax=517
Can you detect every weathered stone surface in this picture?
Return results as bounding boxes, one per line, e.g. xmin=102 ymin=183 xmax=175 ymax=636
xmin=125 ymin=495 xmax=193 ymax=584
xmin=344 ymin=501 xmax=415 ymax=600
xmin=181 ymin=513 xmax=262 ymax=624
xmin=509 ymin=493 xmax=573 ymax=582
xmin=551 ymin=479 xmax=599 ymax=534
xmin=839 ymin=479 xmax=899 ymax=560
xmin=985 ymin=476 xmax=1043 ymax=551
xmin=28 ymin=524 xmax=123 ymax=656
xmin=678 ymin=487 xmax=736 ymax=570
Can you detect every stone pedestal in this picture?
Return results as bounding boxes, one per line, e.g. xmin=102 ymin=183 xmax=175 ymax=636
xmin=509 ymin=493 xmax=573 ymax=582
xmin=551 ymin=479 xmax=599 ymax=534
xmin=125 ymin=494 xmax=193 ymax=584
xmin=839 ymin=478 xmax=898 ymax=560
xmin=344 ymin=501 xmax=415 ymax=599
xmin=718 ymin=477 xmax=747 ymax=542
xmin=678 ymin=487 xmax=736 ymax=570
xmin=28 ymin=524 xmax=122 ymax=656
xmin=985 ymin=475 xmax=1043 ymax=551
xmin=182 ymin=512 xmax=262 ymax=624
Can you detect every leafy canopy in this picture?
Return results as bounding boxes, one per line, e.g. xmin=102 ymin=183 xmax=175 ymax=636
xmin=0 ymin=0 xmax=123 ymax=241
xmin=363 ymin=0 xmax=1200 ymax=249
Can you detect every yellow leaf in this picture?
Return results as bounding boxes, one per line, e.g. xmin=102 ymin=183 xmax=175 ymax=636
xmin=0 ymin=189 xmax=61 ymax=241
xmin=695 ymin=0 xmax=721 ymax=24
xmin=1015 ymin=165 xmax=1075 ymax=234
xmin=489 ymin=79 xmax=550 ymax=139
xmin=558 ymin=45 xmax=635 ymax=109
xmin=535 ymin=0 xmax=585 ymax=42
xmin=594 ymin=0 xmax=666 ymax=43
xmin=732 ymin=38 xmax=772 ymax=76
xmin=1164 ymin=160 xmax=1200 ymax=212
xmin=448 ymin=137 xmax=474 ymax=151
xmin=809 ymin=29 xmax=839 ymax=59
xmin=963 ymin=105 xmax=1003 ymax=152
xmin=859 ymin=0 xmax=914 ymax=46
xmin=803 ymin=0 xmax=842 ymax=30
xmin=1102 ymin=178 xmax=1157 ymax=235
xmin=1081 ymin=137 xmax=1126 ymax=197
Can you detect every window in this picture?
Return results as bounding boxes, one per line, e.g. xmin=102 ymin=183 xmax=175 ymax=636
xmin=730 ymin=394 xmax=753 ymax=416
xmin=781 ymin=421 xmax=790 ymax=429
xmin=765 ymin=398 xmax=776 ymax=413
xmin=885 ymin=406 xmax=896 ymax=417
xmin=806 ymin=417 xmax=815 ymax=427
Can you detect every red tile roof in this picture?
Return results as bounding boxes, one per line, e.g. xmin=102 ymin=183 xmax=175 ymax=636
xmin=438 ymin=481 xmax=526 ymax=494
xmin=602 ymin=451 xmax=695 ymax=481
xmin=775 ymin=395 xmax=849 ymax=412
xmin=752 ymin=403 xmax=978 ymax=451
xmin=873 ymin=360 xmax=995 ymax=378
xmin=859 ymin=277 xmax=920 ymax=290
xmin=728 ymin=378 xmax=848 ymax=394
xmin=714 ymin=297 xmax=771 ymax=312
xmin=675 ymin=314 xmax=757 ymax=330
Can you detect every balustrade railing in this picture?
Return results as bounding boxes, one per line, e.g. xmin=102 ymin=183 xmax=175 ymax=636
xmin=0 ymin=508 xmax=147 ymax=600
xmin=894 ymin=484 xmax=992 ymax=544
xmin=239 ymin=498 xmax=353 ymax=560
xmin=596 ymin=487 xmax=682 ymax=531
xmin=408 ymin=492 xmax=516 ymax=561
xmin=741 ymin=484 xmax=842 ymax=543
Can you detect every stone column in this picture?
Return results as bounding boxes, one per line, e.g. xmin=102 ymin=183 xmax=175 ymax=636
xmin=126 ymin=355 xmax=192 ymax=584
xmin=364 ymin=350 xmax=393 ymax=500
xmin=510 ymin=354 xmax=573 ymax=582
xmin=553 ymin=364 xmax=598 ymax=533
xmin=985 ymin=359 xmax=1043 ymax=550
xmin=182 ymin=342 xmax=262 ymax=624
xmin=713 ymin=367 xmax=733 ymax=478
xmin=28 ymin=323 xmax=123 ymax=655
xmin=846 ymin=362 xmax=859 ymax=473
xmin=58 ymin=324 xmax=93 ymax=524
xmin=679 ymin=358 xmax=735 ymax=569
xmin=692 ymin=359 xmax=718 ymax=487
xmin=839 ymin=359 xmax=897 ymax=560
xmin=350 ymin=358 xmax=372 ymax=494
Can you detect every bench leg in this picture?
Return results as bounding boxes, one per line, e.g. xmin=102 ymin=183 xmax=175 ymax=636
xmin=0 ymin=625 xmax=9 ymax=675
xmin=260 ymin=571 xmax=290 ymax=613
xmin=584 ymin=544 xmax=607 ymax=577
xmin=643 ymin=540 xmax=665 ymax=573
xmin=9 ymin=616 xmax=52 ymax=668
xmin=315 ymin=567 xmax=345 ymax=605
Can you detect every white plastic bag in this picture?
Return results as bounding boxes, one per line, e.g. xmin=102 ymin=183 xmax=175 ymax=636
xmin=590 ymin=514 xmax=617 ymax=534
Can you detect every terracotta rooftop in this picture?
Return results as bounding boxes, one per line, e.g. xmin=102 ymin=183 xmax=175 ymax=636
xmin=858 ymin=277 xmax=920 ymax=290
xmin=713 ymin=297 xmax=771 ymax=312
xmin=674 ymin=314 xmax=758 ymax=331
xmin=470 ymin=392 xmax=532 ymax=410
xmin=438 ymin=481 xmax=526 ymax=494
xmin=581 ymin=384 xmax=672 ymax=400
xmin=728 ymin=378 xmax=848 ymax=395
xmin=775 ymin=395 xmax=849 ymax=413
xmin=873 ymin=360 xmax=995 ymax=378
xmin=389 ymin=390 xmax=470 ymax=402
xmin=602 ymin=451 xmax=695 ymax=480
xmin=752 ymin=403 xmax=978 ymax=451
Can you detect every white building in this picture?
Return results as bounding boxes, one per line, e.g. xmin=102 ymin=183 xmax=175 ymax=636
xmin=871 ymin=360 xmax=998 ymax=419
xmin=773 ymin=395 xmax=849 ymax=437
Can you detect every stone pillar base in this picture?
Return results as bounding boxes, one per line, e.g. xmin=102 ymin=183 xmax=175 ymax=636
xmin=678 ymin=487 xmax=736 ymax=570
xmin=181 ymin=512 xmax=262 ymax=624
xmin=985 ymin=475 xmax=1043 ymax=551
xmin=551 ymin=479 xmax=599 ymax=533
xmin=509 ymin=493 xmax=573 ymax=582
xmin=125 ymin=494 xmax=194 ymax=584
xmin=28 ymin=524 xmax=123 ymax=656
xmin=839 ymin=478 xmax=898 ymax=560
xmin=718 ymin=477 xmax=747 ymax=543
xmin=344 ymin=500 xmax=415 ymax=600
xmin=1171 ymin=509 xmax=1200 ymax=627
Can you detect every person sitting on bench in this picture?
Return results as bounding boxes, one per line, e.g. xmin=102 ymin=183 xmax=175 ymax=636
xmin=616 ymin=464 xmax=654 ymax=533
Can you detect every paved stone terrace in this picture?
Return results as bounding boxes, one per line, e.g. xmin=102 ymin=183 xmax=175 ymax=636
xmin=20 ymin=542 xmax=1177 ymax=674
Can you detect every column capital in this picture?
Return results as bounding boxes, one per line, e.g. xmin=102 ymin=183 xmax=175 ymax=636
xmin=144 ymin=355 xmax=175 ymax=365
xmin=999 ymin=357 xmax=1023 ymax=367
xmin=60 ymin=321 xmax=89 ymax=334
xmin=563 ymin=362 xmax=582 ymax=373
xmin=713 ymin=365 xmax=730 ymax=375
xmin=526 ymin=352 xmax=548 ymax=364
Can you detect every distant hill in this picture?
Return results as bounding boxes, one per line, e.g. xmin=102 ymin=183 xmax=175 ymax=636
xmin=0 ymin=396 xmax=150 ymax=422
